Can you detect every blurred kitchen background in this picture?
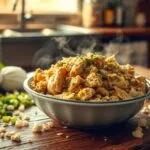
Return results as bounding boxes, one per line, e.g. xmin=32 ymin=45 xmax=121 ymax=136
xmin=0 ymin=0 xmax=150 ymax=70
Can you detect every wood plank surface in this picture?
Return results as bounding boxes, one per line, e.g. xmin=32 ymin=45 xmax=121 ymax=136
xmin=59 ymin=25 xmax=150 ymax=37
xmin=0 ymin=103 xmax=149 ymax=150
xmin=0 ymin=67 xmax=150 ymax=150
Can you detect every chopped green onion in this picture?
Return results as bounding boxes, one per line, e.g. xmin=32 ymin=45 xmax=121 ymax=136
xmin=5 ymin=110 xmax=13 ymax=116
xmin=10 ymin=99 xmax=19 ymax=108
xmin=2 ymin=116 xmax=11 ymax=123
xmin=11 ymin=117 xmax=17 ymax=125
xmin=0 ymin=91 xmax=34 ymax=122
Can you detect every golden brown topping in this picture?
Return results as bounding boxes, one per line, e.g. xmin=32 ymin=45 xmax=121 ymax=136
xmin=85 ymin=73 xmax=102 ymax=88
xmin=114 ymin=87 xmax=132 ymax=100
xmin=31 ymin=53 xmax=146 ymax=102
xmin=47 ymin=67 xmax=67 ymax=95
xmin=68 ymin=75 xmax=84 ymax=92
xmin=96 ymin=87 xmax=109 ymax=96
xmin=77 ymin=88 xmax=95 ymax=100
xmin=69 ymin=58 xmax=86 ymax=77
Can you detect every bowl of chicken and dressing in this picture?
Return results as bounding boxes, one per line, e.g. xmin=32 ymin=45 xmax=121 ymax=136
xmin=24 ymin=53 xmax=150 ymax=128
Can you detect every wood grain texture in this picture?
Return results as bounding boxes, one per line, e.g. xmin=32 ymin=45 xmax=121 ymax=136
xmin=0 ymin=103 xmax=150 ymax=150
xmin=59 ymin=25 xmax=150 ymax=37
xmin=0 ymin=67 xmax=150 ymax=150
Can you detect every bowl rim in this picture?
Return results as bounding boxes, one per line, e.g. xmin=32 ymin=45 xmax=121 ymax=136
xmin=24 ymin=75 xmax=150 ymax=106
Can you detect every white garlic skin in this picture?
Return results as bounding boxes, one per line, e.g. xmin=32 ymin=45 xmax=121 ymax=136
xmin=0 ymin=66 xmax=27 ymax=91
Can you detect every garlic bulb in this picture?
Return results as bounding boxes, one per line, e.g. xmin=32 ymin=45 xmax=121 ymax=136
xmin=0 ymin=66 xmax=27 ymax=91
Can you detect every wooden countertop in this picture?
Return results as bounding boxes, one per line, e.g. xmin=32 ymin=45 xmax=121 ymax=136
xmin=59 ymin=25 xmax=150 ymax=37
xmin=1 ymin=24 xmax=150 ymax=38
xmin=135 ymin=66 xmax=150 ymax=79
xmin=0 ymin=67 xmax=150 ymax=150
xmin=0 ymin=24 xmax=55 ymax=31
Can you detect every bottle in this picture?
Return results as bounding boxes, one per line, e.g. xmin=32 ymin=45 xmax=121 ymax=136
xmin=103 ymin=1 xmax=115 ymax=27
xmin=136 ymin=0 xmax=148 ymax=27
xmin=136 ymin=12 xmax=146 ymax=27
xmin=82 ymin=0 xmax=102 ymax=27
xmin=116 ymin=0 xmax=125 ymax=27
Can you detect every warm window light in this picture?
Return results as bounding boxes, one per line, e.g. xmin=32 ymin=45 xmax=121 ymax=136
xmin=0 ymin=0 xmax=79 ymax=14
xmin=26 ymin=0 xmax=79 ymax=13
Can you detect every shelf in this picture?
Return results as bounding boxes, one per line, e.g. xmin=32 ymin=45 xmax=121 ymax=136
xmin=59 ymin=25 xmax=150 ymax=37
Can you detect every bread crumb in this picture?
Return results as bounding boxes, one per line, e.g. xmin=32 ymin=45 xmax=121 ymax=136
xmin=46 ymin=121 xmax=54 ymax=128
xmin=13 ymin=110 xmax=20 ymax=116
xmin=65 ymin=135 xmax=70 ymax=139
xmin=7 ymin=105 xmax=14 ymax=111
xmin=136 ymin=126 xmax=143 ymax=132
xmin=140 ymin=106 xmax=150 ymax=115
xmin=0 ymin=133 xmax=5 ymax=138
xmin=43 ymin=125 xmax=50 ymax=132
xmin=2 ymin=123 xmax=8 ymax=127
xmin=18 ymin=104 xmax=25 ymax=112
xmin=104 ymin=136 xmax=108 ymax=142
xmin=63 ymin=126 xmax=68 ymax=129
xmin=5 ymin=131 xmax=16 ymax=139
xmin=132 ymin=127 xmax=144 ymax=138
xmin=23 ymin=115 xmax=30 ymax=121
xmin=11 ymin=133 xmax=21 ymax=142
xmin=22 ymin=120 xmax=29 ymax=127
xmin=28 ymin=139 xmax=33 ymax=143
xmin=32 ymin=123 xmax=42 ymax=133
xmin=56 ymin=132 xmax=63 ymax=136
xmin=15 ymin=120 xmax=23 ymax=128
xmin=144 ymin=109 xmax=149 ymax=115
xmin=0 ymin=127 xmax=6 ymax=133
xmin=138 ymin=118 xmax=148 ymax=128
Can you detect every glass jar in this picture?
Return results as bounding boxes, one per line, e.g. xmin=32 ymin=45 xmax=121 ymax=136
xmin=82 ymin=0 xmax=102 ymax=27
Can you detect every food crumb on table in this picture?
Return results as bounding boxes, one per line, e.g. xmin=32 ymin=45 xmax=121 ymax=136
xmin=13 ymin=110 xmax=20 ymax=116
xmin=132 ymin=126 xmax=144 ymax=138
xmin=138 ymin=118 xmax=148 ymax=128
xmin=15 ymin=120 xmax=24 ymax=128
xmin=11 ymin=133 xmax=21 ymax=142
xmin=132 ymin=116 xmax=149 ymax=139
xmin=65 ymin=135 xmax=70 ymax=139
xmin=18 ymin=104 xmax=25 ymax=112
xmin=6 ymin=105 xmax=14 ymax=111
xmin=43 ymin=121 xmax=54 ymax=132
xmin=0 ymin=127 xmax=6 ymax=133
xmin=140 ymin=106 xmax=150 ymax=115
xmin=22 ymin=115 xmax=30 ymax=121
xmin=5 ymin=131 xmax=16 ymax=139
xmin=103 ymin=136 xmax=108 ymax=142
xmin=28 ymin=139 xmax=33 ymax=143
xmin=32 ymin=123 xmax=43 ymax=133
xmin=2 ymin=123 xmax=8 ymax=127
xmin=56 ymin=132 xmax=64 ymax=136
xmin=22 ymin=120 xmax=29 ymax=127
xmin=0 ymin=132 xmax=5 ymax=138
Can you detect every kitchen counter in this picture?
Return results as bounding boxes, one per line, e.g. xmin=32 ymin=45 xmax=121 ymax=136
xmin=0 ymin=30 xmax=84 ymax=42
xmin=0 ymin=67 xmax=150 ymax=150
xmin=59 ymin=25 xmax=150 ymax=37
xmin=1 ymin=24 xmax=150 ymax=41
xmin=0 ymin=24 xmax=91 ymax=43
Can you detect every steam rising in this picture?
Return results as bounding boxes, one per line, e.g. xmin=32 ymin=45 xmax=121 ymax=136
xmin=53 ymin=36 xmax=103 ymax=55
xmin=33 ymin=35 xmax=148 ymax=69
